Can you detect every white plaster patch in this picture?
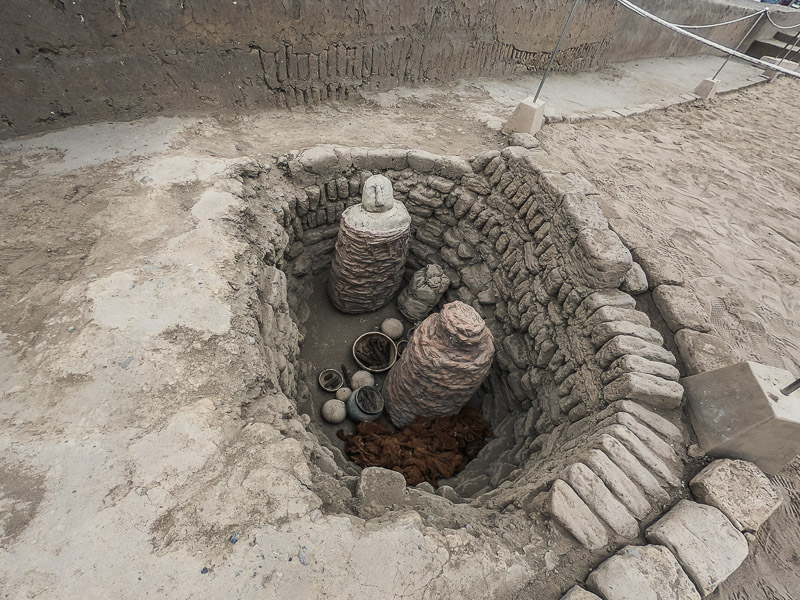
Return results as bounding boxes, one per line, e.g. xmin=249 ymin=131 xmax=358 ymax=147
xmin=87 ymin=269 xmax=231 ymax=336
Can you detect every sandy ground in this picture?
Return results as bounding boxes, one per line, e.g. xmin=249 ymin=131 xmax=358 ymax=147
xmin=0 ymin=64 xmax=799 ymax=598
xmin=536 ymin=78 xmax=800 ymax=600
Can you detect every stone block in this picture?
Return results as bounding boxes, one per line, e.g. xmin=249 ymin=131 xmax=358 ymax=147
xmin=591 ymin=321 xmax=663 ymax=348
xmin=357 ymin=467 xmax=408 ymax=506
xmin=586 ymin=545 xmax=701 ymax=600
xmin=608 ymin=412 xmax=681 ymax=469
xmin=602 ymin=355 xmax=681 ymax=385
xmin=683 ymin=361 xmax=800 ymax=473
xmin=646 ymin=500 xmax=748 ymax=596
xmin=595 ymin=434 xmax=670 ymax=504
xmin=549 ymin=479 xmax=609 ymax=550
xmin=563 ymin=463 xmax=639 ymax=538
xmin=508 ymin=132 xmax=540 ymax=149
xmin=572 ymin=228 xmax=632 ymax=279
xmin=470 ymin=150 xmax=500 ymax=172
xmin=603 ymin=372 xmax=684 ymax=409
xmin=629 ymin=246 xmax=684 ymax=287
xmin=576 ymin=290 xmax=637 ymax=321
xmin=597 ymin=336 xmax=676 ymax=369
xmin=674 ymin=329 xmax=735 ymax=375
xmin=693 ymin=77 xmax=719 ymax=101
xmin=584 ymin=306 xmax=651 ymax=333
xmin=435 ymin=484 xmax=462 ymax=504
xmin=502 ymin=96 xmax=546 ymax=135
xmin=606 ymin=399 xmax=683 ymax=443
xmin=584 ymin=448 xmax=652 ymax=520
xmin=621 ymin=262 xmax=649 ymax=295
xmin=561 ymin=586 xmax=602 ymax=600
xmin=435 ymin=156 xmax=472 ymax=180
xmin=367 ymin=148 xmax=409 ymax=171
xmin=690 ymin=459 xmax=781 ymax=532
xmin=600 ymin=424 xmax=681 ymax=487
xmin=455 ymin=474 xmax=491 ymax=498
xmin=407 ymin=149 xmax=438 ymax=173
xmin=652 ymin=285 xmax=712 ymax=333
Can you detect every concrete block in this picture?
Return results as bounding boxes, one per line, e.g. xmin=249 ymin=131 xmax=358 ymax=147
xmin=502 ymin=96 xmax=546 ymax=135
xmin=683 ymin=361 xmax=800 ymax=473
xmin=646 ymin=500 xmax=748 ymax=596
xmin=586 ymin=544 xmax=701 ymax=600
xmin=690 ymin=459 xmax=781 ymax=532
xmin=693 ymin=78 xmax=718 ymax=101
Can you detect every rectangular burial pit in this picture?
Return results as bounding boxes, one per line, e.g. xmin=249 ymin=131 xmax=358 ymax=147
xmin=244 ymin=144 xmax=689 ymax=509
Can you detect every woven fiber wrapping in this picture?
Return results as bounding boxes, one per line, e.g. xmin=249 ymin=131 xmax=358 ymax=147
xmin=383 ymin=301 xmax=495 ymax=428
xmin=327 ymin=206 xmax=411 ymax=314
xmin=397 ymin=264 xmax=450 ymax=322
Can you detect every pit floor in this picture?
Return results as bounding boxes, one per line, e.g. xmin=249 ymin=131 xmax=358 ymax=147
xmin=297 ymin=272 xmax=414 ymax=456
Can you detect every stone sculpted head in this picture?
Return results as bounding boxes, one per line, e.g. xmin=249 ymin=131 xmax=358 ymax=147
xmin=362 ymin=174 xmax=394 ymax=213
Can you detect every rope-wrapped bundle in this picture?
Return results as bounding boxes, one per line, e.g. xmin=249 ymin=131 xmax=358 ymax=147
xmin=397 ymin=264 xmax=450 ymax=322
xmin=327 ymin=174 xmax=411 ymax=314
xmin=383 ymin=301 xmax=495 ymax=428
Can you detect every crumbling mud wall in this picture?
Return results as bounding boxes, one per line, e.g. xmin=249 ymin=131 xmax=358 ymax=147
xmin=0 ymin=0 xmax=767 ymax=138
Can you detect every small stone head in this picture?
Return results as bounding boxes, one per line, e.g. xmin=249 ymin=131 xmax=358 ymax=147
xmin=362 ymin=174 xmax=394 ymax=213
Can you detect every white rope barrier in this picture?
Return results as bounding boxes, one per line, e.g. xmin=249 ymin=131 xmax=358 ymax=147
xmin=616 ymin=0 xmax=800 ymax=78
xmin=765 ymin=11 xmax=800 ymax=30
xmin=674 ymin=10 xmax=764 ymax=30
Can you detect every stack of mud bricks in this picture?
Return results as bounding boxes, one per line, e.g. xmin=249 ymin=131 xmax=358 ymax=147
xmin=562 ymin=457 xmax=782 ymax=600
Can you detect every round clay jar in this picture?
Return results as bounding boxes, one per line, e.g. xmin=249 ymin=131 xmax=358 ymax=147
xmin=380 ymin=318 xmax=405 ymax=340
xmin=350 ymin=370 xmax=375 ymax=389
xmin=335 ymin=387 xmax=352 ymax=401
xmin=321 ymin=399 xmax=347 ymax=424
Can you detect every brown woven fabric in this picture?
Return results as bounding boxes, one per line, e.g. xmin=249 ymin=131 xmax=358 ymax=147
xmin=383 ymin=301 xmax=494 ymax=427
xmin=338 ymin=407 xmax=493 ymax=486
xmin=327 ymin=214 xmax=410 ymax=314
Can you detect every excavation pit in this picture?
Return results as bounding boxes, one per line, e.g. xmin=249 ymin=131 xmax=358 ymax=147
xmin=239 ymin=143 xmax=701 ymax=593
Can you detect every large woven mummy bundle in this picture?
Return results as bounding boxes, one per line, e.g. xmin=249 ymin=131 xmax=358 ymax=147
xmin=327 ymin=174 xmax=411 ymax=314
xmin=383 ymin=301 xmax=495 ymax=428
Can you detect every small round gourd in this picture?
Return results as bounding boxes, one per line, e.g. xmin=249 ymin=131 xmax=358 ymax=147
xmin=321 ymin=399 xmax=347 ymax=424
xmin=380 ymin=318 xmax=404 ymax=340
xmin=335 ymin=387 xmax=352 ymax=401
xmin=350 ymin=370 xmax=375 ymax=389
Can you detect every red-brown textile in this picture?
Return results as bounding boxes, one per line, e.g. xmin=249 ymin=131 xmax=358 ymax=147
xmin=338 ymin=407 xmax=493 ymax=486
xmin=383 ymin=301 xmax=494 ymax=427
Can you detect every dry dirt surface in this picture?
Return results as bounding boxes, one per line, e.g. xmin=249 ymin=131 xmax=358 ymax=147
xmin=537 ymin=78 xmax=800 ymax=600
xmin=0 ymin=77 xmax=799 ymax=599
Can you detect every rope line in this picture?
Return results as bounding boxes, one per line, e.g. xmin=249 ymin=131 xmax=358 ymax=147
xmin=765 ymin=11 xmax=800 ymax=30
xmin=615 ymin=0 xmax=800 ymax=79
xmin=673 ymin=10 xmax=764 ymax=29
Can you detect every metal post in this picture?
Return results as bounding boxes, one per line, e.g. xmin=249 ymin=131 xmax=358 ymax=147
xmin=714 ymin=11 xmax=765 ymax=80
xmin=782 ymin=377 xmax=800 ymax=396
xmin=534 ymin=0 xmax=582 ymax=102
xmin=777 ymin=27 xmax=800 ymax=66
